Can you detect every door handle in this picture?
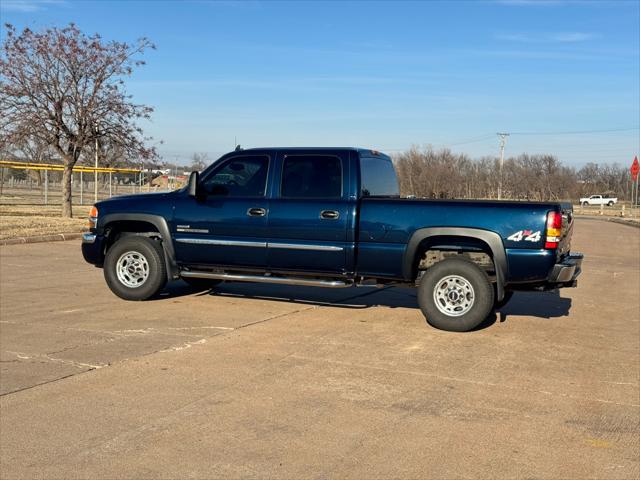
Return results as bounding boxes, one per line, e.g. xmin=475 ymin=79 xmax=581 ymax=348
xmin=247 ymin=207 xmax=267 ymax=217
xmin=320 ymin=210 xmax=340 ymax=220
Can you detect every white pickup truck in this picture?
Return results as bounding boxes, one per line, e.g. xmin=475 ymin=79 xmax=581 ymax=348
xmin=580 ymin=194 xmax=618 ymax=206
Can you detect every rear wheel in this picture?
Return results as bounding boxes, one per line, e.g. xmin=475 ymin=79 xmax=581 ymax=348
xmin=417 ymin=258 xmax=494 ymax=332
xmin=607 ymin=201 xmax=614 ymax=206
xmin=104 ymin=236 xmax=167 ymax=300
xmin=582 ymin=201 xmax=589 ymax=206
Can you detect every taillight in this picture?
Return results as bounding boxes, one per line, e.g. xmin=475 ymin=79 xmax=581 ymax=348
xmin=545 ymin=211 xmax=562 ymax=249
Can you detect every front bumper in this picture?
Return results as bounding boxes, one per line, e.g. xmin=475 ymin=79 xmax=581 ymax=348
xmin=81 ymin=232 xmax=106 ymax=266
xmin=547 ymin=252 xmax=584 ymax=287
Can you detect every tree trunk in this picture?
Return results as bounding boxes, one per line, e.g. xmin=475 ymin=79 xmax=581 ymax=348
xmin=61 ymin=165 xmax=73 ymax=218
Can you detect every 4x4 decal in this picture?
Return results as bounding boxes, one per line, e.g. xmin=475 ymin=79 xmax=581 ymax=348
xmin=507 ymin=230 xmax=541 ymax=242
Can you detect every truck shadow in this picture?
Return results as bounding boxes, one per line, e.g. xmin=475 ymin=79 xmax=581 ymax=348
xmin=160 ymin=281 xmax=573 ymax=330
xmin=160 ymin=280 xmax=418 ymax=309
xmin=492 ymin=290 xmax=573 ymax=326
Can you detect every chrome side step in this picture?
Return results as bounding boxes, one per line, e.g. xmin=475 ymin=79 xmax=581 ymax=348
xmin=180 ymin=270 xmax=354 ymax=288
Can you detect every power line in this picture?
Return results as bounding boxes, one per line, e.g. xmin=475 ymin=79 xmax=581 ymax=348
xmin=377 ymin=134 xmax=496 ymax=152
xmin=511 ymin=127 xmax=640 ymax=135
xmin=153 ymin=126 xmax=638 ymax=159
xmin=376 ymin=127 xmax=638 ymax=153
xmin=439 ymin=134 xmax=496 ymax=147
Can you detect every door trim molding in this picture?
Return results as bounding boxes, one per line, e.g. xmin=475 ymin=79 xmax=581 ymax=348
xmin=269 ymin=242 xmax=344 ymax=252
xmin=175 ymin=238 xmax=267 ymax=248
xmin=175 ymin=237 xmax=343 ymax=252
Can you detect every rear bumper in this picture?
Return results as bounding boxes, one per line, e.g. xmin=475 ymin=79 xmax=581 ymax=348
xmin=547 ymin=252 xmax=583 ymax=287
xmin=81 ymin=233 xmax=105 ymax=266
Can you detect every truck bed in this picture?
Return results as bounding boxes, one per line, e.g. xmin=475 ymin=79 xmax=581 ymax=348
xmin=356 ymin=198 xmax=573 ymax=284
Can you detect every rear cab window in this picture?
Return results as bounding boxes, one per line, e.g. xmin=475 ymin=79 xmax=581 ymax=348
xmin=359 ymin=154 xmax=400 ymax=197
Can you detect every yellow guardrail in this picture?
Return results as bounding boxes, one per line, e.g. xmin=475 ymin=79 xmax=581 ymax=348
xmin=0 ymin=160 xmax=142 ymax=174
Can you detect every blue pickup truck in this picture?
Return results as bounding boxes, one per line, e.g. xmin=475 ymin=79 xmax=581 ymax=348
xmin=82 ymin=147 xmax=583 ymax=331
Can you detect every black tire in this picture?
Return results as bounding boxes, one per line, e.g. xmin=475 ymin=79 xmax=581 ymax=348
xmin=104 ymin=236 xmax=167 ymax=300
xmin=417 ymin=258 xmax=494 ymax=332
xmin=494 ymin=290 xmax=514 ymax=309
xmin=182 ymin=277 xmax=222 ymax=291
xmin=582 ymin=202 xmax=589 ymax=206
xmin=607 ymin=201 xmax=614 ymax=206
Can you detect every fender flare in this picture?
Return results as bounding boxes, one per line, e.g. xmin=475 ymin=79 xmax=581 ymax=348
xmin=99 ymin=213 xmax=179 ymax=279
xmin=403 ymin=227 xmax=507 ymax=301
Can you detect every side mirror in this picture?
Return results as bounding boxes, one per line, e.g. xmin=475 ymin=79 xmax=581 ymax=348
xmin=188 ymin=171 xmax=199 ymax=197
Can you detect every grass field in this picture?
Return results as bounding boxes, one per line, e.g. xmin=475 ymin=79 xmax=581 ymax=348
xmin=0 ymin=204 xmax=91 ymax=240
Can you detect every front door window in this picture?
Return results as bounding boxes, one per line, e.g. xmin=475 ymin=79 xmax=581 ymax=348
xmin=202 ymin=155 xmax=269 ymax=198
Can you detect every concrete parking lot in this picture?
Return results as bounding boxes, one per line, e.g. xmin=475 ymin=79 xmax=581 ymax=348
xmin=1 ymin=219 xmax=638 ymax=479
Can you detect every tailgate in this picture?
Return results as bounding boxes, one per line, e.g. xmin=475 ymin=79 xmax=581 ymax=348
xmin=558 ymin=203 xmax=574 ymax=257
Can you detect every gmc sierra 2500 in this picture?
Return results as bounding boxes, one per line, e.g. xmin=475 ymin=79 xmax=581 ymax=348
xmin=82 ymin=147 xmax=583 ymax=331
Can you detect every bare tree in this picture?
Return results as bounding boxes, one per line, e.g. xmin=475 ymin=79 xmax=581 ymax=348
xmin=392 ymin=147 xmax=633 ymax=202
xmin=8 ymin=137 xmax=55 ymax=186
xmin=190 ymin=152 xmax=209 ymax=172
xmin=0 ymin=23 xmax=157 ymax=217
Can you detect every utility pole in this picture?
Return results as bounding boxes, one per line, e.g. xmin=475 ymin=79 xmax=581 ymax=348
xmin=94 ymin=126 xmax=99 ymax=202
xmin=497 ymin=133 xmax=510 ymax=200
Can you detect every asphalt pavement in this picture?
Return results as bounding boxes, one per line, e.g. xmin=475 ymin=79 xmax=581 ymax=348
xmin=0 ymin=218 xmax=638 ymax=479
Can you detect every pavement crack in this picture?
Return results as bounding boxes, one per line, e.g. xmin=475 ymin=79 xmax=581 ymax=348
xmin=166 ymin=326 xmax=235 ymax=331
xmin=233 ymin=305 xmax=318 ymax=330
xmin=4 ymin=350 xmax=107 ymax=370
xmin=0 ymin=370 xmax=94 ymax=397
xmin=158 ymin=338 xmax=207 ymax=352
xmin=286 ymin=354 xmax=640 ymax=409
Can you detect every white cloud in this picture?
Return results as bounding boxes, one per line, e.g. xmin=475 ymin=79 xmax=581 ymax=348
xmin=495 ymin=0 xmax=564 ymax=5
xmin=495 ymin=32 xmax=598 ymax=43
xmin=551 ymin=32 xmax=595 ymax=42
xmin=494 ymin=0 xmax=632 ymax=7
xmin=0 ymin=0 xmax=66 ymax=13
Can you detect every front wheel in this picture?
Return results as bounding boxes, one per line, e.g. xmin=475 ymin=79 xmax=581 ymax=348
xmin=104 ymin=236 xmax=167 ymax=300
xmin=417 ymin=258 xmax=494 ymax=332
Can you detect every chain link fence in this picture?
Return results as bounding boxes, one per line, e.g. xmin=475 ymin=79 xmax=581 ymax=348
xmin=0 ymin=161 xmax=187 ymax=206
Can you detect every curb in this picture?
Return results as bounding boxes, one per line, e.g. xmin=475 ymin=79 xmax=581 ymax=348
xmin=0 ymin=232 xmax=86 ymax=246
xmin=608 ymin=217 xmax=640 ymax=229
xmin=574 ymin=216 xmax=640 ymax=229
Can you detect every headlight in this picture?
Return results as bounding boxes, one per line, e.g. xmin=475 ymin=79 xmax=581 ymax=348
xmin=88 ymin=206 xmax=98 ymax=229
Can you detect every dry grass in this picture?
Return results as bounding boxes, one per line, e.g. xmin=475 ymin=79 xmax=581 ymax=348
xmin=0 ymin=205 xmax=91 ymax=240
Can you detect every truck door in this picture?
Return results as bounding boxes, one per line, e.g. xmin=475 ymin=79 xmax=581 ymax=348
xmin=267 ymin=151 xmax=355 ymax=275
xmin=172 ymin=153 xmax=272 ymax=269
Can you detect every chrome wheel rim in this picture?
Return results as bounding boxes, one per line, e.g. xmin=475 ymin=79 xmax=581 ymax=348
xmin=433 ymin=275 xmax=475 ymax=317
xmin=116 ymin=251 xmax=149 ymax=288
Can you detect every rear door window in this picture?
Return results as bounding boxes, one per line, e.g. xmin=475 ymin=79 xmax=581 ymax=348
xmin=281 ymin=155 xmax=342 ymax=198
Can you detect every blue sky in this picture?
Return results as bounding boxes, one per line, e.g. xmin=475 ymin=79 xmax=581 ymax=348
xmin=1 ymin=0 xmax=639 ymax=167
